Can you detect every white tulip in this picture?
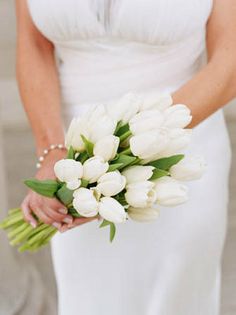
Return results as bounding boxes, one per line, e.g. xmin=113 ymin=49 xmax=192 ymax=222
xmin=125 ymin=181 xmax=157 ymax=208
xmin=106 ymin=93 xmax=142 ymax=123
xmin=93 ymin=135 xmax=119 ymax=162
xmin=98 ymin=197 xmax=127 ymax=223
xmin=159 ymin=128 xmax=192 ymax=157
xmin=169 ymin=155 xmax=206 ymax=181
xmin=97 ymin=171 xmax=126 ymax=197
xmin=86 ymin=105 xmax=117 ymax=143
xmin=129 ymin=110 xmax=164 ymax=135
xmin=140 ymin=93 xmax=173 ymax=111
xmin=129 ymin=128 xmax=169 ymax=160
xmin=128 ymin=205 xmax=159 ymax=222
xmin=163 ymin=104 xmax=192 ymax=128
xmin=154 ymin=176 xmax=188 ymax=206
xmin=65 ymin=117 xmax=89 ymax=151
xmin=73 ymin=188 xmax=99 ymax=217
xmin=54 ymin=159 xmax=83 ymax=190
xmin=122 ymin=165 xmax=154 ymax=184
xmin=83 ymin=156 xmax=109 ymax=183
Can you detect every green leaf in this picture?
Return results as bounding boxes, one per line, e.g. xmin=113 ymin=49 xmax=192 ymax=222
xmin=150 ymin=168 xmax=169 ymax=180
xmin=148 ymin=154 xmax=184 ymax=171
xmin=68 ymin=207 xmax=83 ymax=218
xmin=76 ymin=151 xmax=89 ymax=163
xmin=99 ymin=219 xmax=111 ymax=228
xmin=108 ymin=163 xmax=123 ymax=172
xmin=56 ymin=184 xmax=74 ymax=206
xmin=115 ymin=122 xmax=129 ymax=137
xmin=81 ymin=179 xmax=89 ymax=188
xmin=111 ymin=154 xmax=136 ymax=170
xmin=114 ymin=121 xmax=124 ymax=135
xmin=99 ymin=220 xmax=116 ymax=242
xmin=114 ymin=194 xmax=127 ymax=206
xmin=81 ymin=134 xmax=94 ymax=157
xmin=67 ymin=146 xmax=75 ymax=159
xmin=24 ymin=179 xmax=59 ymax=198
xmin=109 ymin=223 xmax=116 ymax=242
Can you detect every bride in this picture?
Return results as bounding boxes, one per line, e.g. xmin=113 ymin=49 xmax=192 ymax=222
xmin=16 ymin=0 xmax=235 ymax=314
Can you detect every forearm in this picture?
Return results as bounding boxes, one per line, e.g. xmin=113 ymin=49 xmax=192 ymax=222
xmin=172 ymin=53 xmax=236 ymax=128
xmin=172 ymin=0 xmax=236 ymax=128
xmin=16 ymin=38 xmax=64 ymax=155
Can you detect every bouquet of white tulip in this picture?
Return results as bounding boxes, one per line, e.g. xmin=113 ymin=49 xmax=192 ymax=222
xmin=0 ymin=92 xmax=206 ymax=252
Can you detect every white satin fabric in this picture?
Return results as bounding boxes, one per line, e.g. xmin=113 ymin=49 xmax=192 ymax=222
xmin=27 ymin=1 xmax=231 ymax=314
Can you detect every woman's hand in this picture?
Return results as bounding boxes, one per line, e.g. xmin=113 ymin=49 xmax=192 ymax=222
xmin=21 ymin=149 xmax=71 ymax=230
xmin=21 ymin=149 xmax=96 ymax=232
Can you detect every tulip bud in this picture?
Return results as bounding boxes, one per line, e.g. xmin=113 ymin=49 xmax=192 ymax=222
xmin=125 ymin=181 xmax=157 ymax=208
xmin=159 ymin=128 xmax=192 ymax=157
xmin=163 ymin=104 xmax=192 ymax=128
xmin=169 ymin=156 xmax=206 ymax=181
xmin=73 ymin=188 xmax=99 ymax=217
xmin=140 ymin=93 xmax=173 ymax=111
xmin=154 ymin=176 xmax=188 ymax=206
xmin=129 ymin=129 xmax=169 ymax=160
xmin=122 ymin=165 xmax=154 ymax=184
xmin=128 ymin=206 xmax=159 ymax=222
xmin=96 ymin=171 xmax=126 ymax=197
xmin=106 ymin=93 xmax=142 ymax=123
xmin=54 ymin=159 xmax=83 ymax=190
xmin=65 ymin=117 xmax=89 ymax=151
xmin=86 ymin=105 xmax=117 ymax=143
xmin=83 ymin=156 xmax=109 ymax=183
xmin=98 ymin=197 xmax=127 ymax=223
xmin=93 ymin=135 xmax=119 ymax=161
xmin=129 ymin=110 xmax=164 ymax=135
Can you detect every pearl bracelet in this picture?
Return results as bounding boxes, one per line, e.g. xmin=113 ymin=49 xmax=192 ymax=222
xmin=36 ymin=144 xmax=66 ymax=169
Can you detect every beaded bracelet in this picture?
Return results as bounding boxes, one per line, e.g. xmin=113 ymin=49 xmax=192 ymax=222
xmin=36 ymin=143 xmax=66 ymax=169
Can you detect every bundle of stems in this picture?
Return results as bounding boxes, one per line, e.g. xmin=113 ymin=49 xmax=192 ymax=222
xmin=0 ymin=208 xmax=57 ymax=252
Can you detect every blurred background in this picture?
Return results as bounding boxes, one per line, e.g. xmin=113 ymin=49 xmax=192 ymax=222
xmin=0 ymin=1 xmax=235 ymax=314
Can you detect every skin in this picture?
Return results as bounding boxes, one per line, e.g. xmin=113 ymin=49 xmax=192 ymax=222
xmin=16 ymin=0 xmax=236 ymax=231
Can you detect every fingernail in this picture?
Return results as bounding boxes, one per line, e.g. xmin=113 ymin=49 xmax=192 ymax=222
xmin=52 ymin=222 xmax=61 ymax=229
xmin=58 ymin=208 xmax=68 ymax=214
xmin=30 ymin=221 xmax=37 ymax=228
xmin=60 ymin=226 xmax=69 ymax=233
xmin=63 ymin=217 xmax=73 ymax=224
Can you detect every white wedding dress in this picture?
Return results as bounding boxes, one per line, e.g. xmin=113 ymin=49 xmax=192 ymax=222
xmin=27 ymin=1 xmax=232 ymax=314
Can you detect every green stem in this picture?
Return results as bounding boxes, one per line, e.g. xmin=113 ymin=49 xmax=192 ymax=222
xmin=8 ymin=208 xmax=22 ymax=216
xmin=7 ymin=222 xmax=29 ymax=239
xmin=120 ymin=147 xmax=132 ymax=155
xmin=119 ymin=130 xmax=132 ymax=142
xmin=10 ymin=225 xmax=33 ymax=246
xmin=27 ymin=223 xmax=50 ymax=240
xmin=129 ymin=157 xmax=141 ymax=166
xmin=27 ymin=226 xmax=55 ymax=246
xmin=19 ymin=226 xmax=57 ymax=252
xmin=0 ymin=214 xmax=24 ymax=229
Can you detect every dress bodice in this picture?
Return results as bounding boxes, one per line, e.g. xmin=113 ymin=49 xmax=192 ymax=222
xmin=27 ymin=0 xmax=212 ymax=45
xmin=27 ymin=0 xmax=213 ymax=118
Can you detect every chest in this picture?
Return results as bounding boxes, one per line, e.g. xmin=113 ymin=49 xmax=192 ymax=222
xmin=28 ymin=0 xmax=213 ymax=44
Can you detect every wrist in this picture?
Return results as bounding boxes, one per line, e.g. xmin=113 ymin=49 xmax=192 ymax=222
xmin=36 ymin=146 xmax=67 ymax=170
xmin=35 ymin=149 xmax=67 ymax=180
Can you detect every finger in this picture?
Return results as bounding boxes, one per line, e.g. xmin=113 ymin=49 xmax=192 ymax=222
xmin=44 ymin=206 xmax=73 ymax=224
xmin=59 ymin=217 xmax=96 ymax=233
xmin=33 ymin=207 xmax=56 ymax=226
xmin=21 ymin=197 xmax=38 ymax=228
xmin=48 ymin=198 xmax=68 ymax=214
xmin=68 ymin=216 xmax=98 ymax=229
